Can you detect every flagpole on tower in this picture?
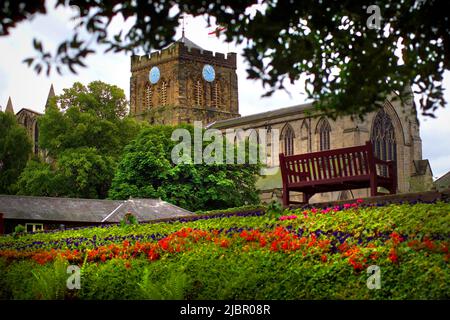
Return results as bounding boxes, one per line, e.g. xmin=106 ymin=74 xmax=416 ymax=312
xmin=181 ymin=13 xmax=186 ymax=38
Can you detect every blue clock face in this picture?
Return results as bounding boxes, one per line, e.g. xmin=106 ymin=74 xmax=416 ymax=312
xmin=149 ymin=66 xmax=160 ymax=84
xmin=202 ymin=64 xmax=215 ymax=82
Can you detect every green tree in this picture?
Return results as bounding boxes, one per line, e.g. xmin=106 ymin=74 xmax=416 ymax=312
xmin=39 ymin=81 xmax=140 ymax=159
xmin=17 ymin=148 xmax=115 ymax=198
xmin=0 ymin=112 xmax=32 ymax=194
xmin=57 ymin=81 xmax=128 ymax=120
xmin=109 ymin=125 xmax=261 ymax=211
xmin=2 ymin=1 xmax=448 ymax=116
xmin=16 ymin=81 xmax=143 ymax=198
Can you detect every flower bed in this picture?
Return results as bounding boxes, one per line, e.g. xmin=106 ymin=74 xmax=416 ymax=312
xmin=0 ymin=201 xmax=448 ymax=299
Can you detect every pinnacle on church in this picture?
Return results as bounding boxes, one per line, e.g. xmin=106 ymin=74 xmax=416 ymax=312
xmin=5 ymin=96 xmax=14 ymax=114
xmin=45 ymin=84 xmax=56 ymax=109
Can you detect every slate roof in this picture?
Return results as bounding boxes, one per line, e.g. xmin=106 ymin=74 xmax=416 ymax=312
xmin=413 ymin=160 xmax=432 ymax=176
xmin=435 ymin=171 xmax=450 ymax=191
xmin=0 ymin=195 xmax=193 ymax=223
xmin=212 ymin=102 xmax=314 ymax=129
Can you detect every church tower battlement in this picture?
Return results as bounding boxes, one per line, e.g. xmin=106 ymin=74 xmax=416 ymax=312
xmin=129 ymin=37 xmax=240 ymax=125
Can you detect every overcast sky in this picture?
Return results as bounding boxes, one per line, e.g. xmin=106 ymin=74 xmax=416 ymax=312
xmin=0 ymin=1 xmax=449 ymax=179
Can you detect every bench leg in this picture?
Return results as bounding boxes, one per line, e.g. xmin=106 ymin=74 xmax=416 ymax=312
xmin=282 ymin=189 xmax=289 ymax=207
xmin=370 ymin=179 xmax=377 ymax=197
xmin=389 ymin=184 xmax=396 ymax=194
xmin=303 ymin=193 xmax=311 ymax=204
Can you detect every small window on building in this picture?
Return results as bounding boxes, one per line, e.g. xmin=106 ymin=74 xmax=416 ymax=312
xmin=25 ymin=223 xmax=43 ymax=233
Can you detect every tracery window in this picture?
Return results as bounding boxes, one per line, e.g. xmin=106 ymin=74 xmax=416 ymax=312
xmin=281 ymin=124 xmax=295 ymax=156
xmin=371 ymin=109 xmax=397 ymax=176
xmin=316 ymin=118 xmax=331 ymax=151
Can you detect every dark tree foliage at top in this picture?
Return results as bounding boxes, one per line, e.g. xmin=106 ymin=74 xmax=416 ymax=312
xmin=0 ymin=0 xmax=448 ymax=117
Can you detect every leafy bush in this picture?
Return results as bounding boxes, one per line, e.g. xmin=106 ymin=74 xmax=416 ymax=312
xmin=108 ymin=125 xmax=261 ymax=211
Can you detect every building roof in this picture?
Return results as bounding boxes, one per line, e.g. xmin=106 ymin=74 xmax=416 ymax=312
xmin=435 ymin=171 xmax=450 ymax=191
xmin=163 ymin=35 xmax=205 ymax=52
xmin=179 ymin=36 xmax=204 ymax=50
xmin=212 ymin=102 xmax=314 ymax=129
xmin=413 ymin=159 xmax=432 ymax=176
xmin=0 ymin=195 xmax=193 ymax=223
xmin=16 ymin=108 xmax=43 ymax=116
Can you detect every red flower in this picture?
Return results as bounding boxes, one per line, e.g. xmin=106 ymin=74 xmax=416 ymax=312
xmin=220 ymin=239 xmax=229 ymax=248
xmin=259 ymin=238 xmax=267 ymax=247
xmin=390 ymin=231 xmax=403 ymax=245
xmin=321 ymin=254 xmax=327 ymax=262
xmin=148 ymin=249 xmax=159 ymax=261
xmin=388 ymin=248 xmax=398 ymax=264
xmin=270 ymin=241 xmax=279 ymax=252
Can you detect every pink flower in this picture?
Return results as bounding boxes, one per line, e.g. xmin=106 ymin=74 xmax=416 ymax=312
xmin=279 ymin=215 xmax=297 ymax=221
xmin=311 ymin=208 xmax=318 ymax=214
xmin=356 ymin=199 xmax=364 ymax=204
xmin=343 ymin=203 xmax=351 ymax=209
xmin=333 ymin=206 xmax=340 ymax=212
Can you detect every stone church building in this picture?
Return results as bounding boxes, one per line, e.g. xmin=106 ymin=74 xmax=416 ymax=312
xmin=1 ymin=36 xmax=434 ymax=204
xmin=130 ymin=36 xmax=434 ymax=203
xmin=1 ymin=85 xmax=55 ymax=158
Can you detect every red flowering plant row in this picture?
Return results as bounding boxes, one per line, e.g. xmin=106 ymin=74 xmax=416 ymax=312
xmin=0 ymin=200 xmax=448 ymax=277
xmin=1 ymin=224 xmax=448 ymax=273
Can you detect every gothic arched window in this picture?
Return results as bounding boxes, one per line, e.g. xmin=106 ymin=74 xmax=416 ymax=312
xmin=281 ymin=124 xmax=295 ymax=156
xmin=145 ymin=84 xmax=152 ymax=109
xmin=316 ymin=118 xmax=331 ymax=151
xmin=371 ymin=109 xmax=397 ymax=174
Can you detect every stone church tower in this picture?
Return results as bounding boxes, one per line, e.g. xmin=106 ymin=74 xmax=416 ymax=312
xmin=129 ymin=36 xmax=240 ymax=125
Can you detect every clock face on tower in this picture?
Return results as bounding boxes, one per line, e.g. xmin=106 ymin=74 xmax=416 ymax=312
xmin=149 ymin=66 xmax=160 ymax=84
xmin=202 ymin=64 xmax=215 ymax=82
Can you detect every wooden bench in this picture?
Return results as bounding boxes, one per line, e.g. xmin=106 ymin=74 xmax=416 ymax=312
xmin=279 ymin=141 xmax=397 ymax=206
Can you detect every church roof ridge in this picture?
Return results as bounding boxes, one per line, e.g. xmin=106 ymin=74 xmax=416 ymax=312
xmin=16 ymin=107 xmax=43 ymax=115
xmin=212 ymin=101 xmax=314 ymax=128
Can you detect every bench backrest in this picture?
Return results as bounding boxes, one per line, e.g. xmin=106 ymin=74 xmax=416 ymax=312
xmin=279 ymin=141 xmax=376 ymax=184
